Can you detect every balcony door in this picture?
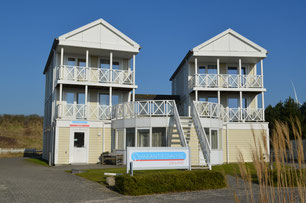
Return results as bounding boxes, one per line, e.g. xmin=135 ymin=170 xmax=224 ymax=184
xmin=227 ymin=67 xmax=238 ymax=87
xmin=99 ymin=93 xmax=110 ymax=119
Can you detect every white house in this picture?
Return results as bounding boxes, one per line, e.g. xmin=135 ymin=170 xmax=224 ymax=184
xmin=43 ymin=19 xmax=269 ymax=168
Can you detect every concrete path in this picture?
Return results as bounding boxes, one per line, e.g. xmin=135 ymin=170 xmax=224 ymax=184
xmin=0 ymin=157 xmax=300 ymax=203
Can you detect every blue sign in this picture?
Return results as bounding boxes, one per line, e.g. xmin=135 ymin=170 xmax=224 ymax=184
xmin=131 ymin=152 xmax=186 ymax=161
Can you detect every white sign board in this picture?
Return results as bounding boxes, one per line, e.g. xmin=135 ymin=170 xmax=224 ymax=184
xmin=126 ymin=147 xmax=191 ymax=172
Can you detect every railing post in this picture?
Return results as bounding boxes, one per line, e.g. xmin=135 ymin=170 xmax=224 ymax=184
xmin=194 ymin=57 xmax=198 ymax=87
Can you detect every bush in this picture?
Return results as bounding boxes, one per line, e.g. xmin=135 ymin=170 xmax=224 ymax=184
xmin=115 ymin=170 xmax=226 ymax=195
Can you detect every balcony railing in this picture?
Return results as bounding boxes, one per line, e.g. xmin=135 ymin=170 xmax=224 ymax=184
xmin=194 ymin=101 xmax=264 ymax=122
xmin=56 ymin=103 xmax=111 ymax=120
xmin=112 ymin=100 xmax=174 ymax=119
xmin=189 ymin=74 xmax=263 ymax=89
xmin=56 ymin=65 xmax=134 ymax=85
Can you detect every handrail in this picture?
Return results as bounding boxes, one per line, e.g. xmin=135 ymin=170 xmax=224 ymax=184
xmin=172 ymin=101 xmax=187 ymax=147
xmin=57 ymin=65 xmax=134 ymax=85
xmin=192 ymin=74 xmax=263 ymax=88
xmin=191 ymin=101 xmax=211 ymax=169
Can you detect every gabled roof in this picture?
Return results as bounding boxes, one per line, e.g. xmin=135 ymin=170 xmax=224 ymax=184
xmin=192 ymin=28 xmax=267 ymax=57
xmin=58 ymin=18 xmax=140 ymax=52
xmin=170 ymin=29 xmax=268 ymax=80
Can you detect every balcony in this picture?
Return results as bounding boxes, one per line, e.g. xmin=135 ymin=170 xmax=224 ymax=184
xmin=56 ymin=65 xmax=134 ymax=86
xmin=194 ymin=101 xmax=264 ymax=122
xmin=189 ymin=74 xmax=263 ymax=89
xmin=56 ymin=100 xmax=174 ymax=120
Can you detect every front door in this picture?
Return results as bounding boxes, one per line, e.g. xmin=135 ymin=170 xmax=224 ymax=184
xmin=70 ymin=128 xmax=88 ymax=164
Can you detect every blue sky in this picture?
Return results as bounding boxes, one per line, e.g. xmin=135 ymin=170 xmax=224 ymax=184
xmin=0 ymin=0 xmax=305 ymax=115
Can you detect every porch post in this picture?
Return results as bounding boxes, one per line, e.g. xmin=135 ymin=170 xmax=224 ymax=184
xmin=218 ymin=91 xmax=220 ymax=105
xmin=59 ymin=84 xmax=63 ymax=117
xmin=194 ymin=57 xmax=198 ymax=86
xmin=240 ymin=91 xmax=243 ymax=121
xmin=60 ymin=47 xmax=64 ymax=66
xmin=262 ymin=91 xmax=265 ymax=121
xmin=238 ymin=58 xmax=242 ymax=88
xmin=86 ymin=50 xmax=89 ymax=81
xmin=132 ymin=89 xmax=135 ymax=102
xmin=110 ymin=52 xmax=113 ymax=82
xmin=109 ymin=87 xmax=112 ymax=107
xmin=261 ymin=59 xmax=264 ymax=87
xmin=217 ymin=58 xmax=220 ymax=87
xmin=85 ymin=85 xmax=88 ymax=119
xmin=195 ymin=90 xmax=198 ymax=101
xmin=133 ymin=54 xmax=136 ymax=85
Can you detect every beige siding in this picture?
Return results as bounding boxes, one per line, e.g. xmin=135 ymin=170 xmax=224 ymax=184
xmin=57 ymin=127 xmax=70 ymax=164
xmin=88 ymin=128 xmax=103 ymax=163
xmin=188 ymin=126 xmax=200 ymax=165
xmin=104 ymin=128 xmax=112 ymax=153
xmin=224 ymin=129 xmax=267 ymax=162
xmin=91 ymin=56 xmax=98 ymax=67
xmin=220 ymin=63 xmax=226 ymax=74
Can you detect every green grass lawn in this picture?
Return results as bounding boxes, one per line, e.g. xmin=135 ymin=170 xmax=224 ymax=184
xmin=25 ymin=158 xmax=49 ymax=167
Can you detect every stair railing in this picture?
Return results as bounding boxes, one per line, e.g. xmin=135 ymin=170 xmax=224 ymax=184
xmin=173 ymin=101 xmax=187 ymax=147
xmin=192 ymin=101 xmax=212 ymax=169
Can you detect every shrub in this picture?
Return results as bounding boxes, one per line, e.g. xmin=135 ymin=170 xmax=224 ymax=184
xmin=115 ymin=170 xmax=226 ymax=195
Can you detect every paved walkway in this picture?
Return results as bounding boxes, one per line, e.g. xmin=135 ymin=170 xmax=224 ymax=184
xmin=0 ymin=157 xmax=299 ymax=203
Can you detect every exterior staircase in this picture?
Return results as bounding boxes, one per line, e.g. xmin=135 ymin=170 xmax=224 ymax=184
xmin=169 ymin=116 xmax=192 ymax=147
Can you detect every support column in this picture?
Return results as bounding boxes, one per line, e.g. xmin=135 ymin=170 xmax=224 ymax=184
xmin=133 ymin=54 xmax=136 ymax=85
xmin=60 ymin=48 xmax=64 ymax=66
xmin=217 ymin=58 xmax=220 ymax=87
xmin=261 ymin=59 xmax=264 ymax=87
xmin=132 ymin=89 xmax=135 ymax=102
xmin=238 ymin=58 xmax=242 ymax=88
xmin=194 ymin=57 xmax=198 ymax=86
xmin=240 ymin=91 xmax=243 ymax=121
xmin=262 ymin=91 xmax=265 ymax=121
xmin=109 ymin=87 xmax=112 ymax=107
xmin=85 ymin=85 xmax=88 ymax=119
xmin=86 ymin=50 xmax=89 ymax=80
xmin=195 ymin=90 xmax=198 ymax=101
xmin=59 ymin=84 xmax=63 ymax=117
xmin=110 ymin=52 xmax=113 ymax=82
xmin=218 ymin=91 xmax=220 ymax=105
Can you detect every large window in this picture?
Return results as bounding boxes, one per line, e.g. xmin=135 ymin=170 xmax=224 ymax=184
xmin=99 ymin=93 xmax=109 ymax=106
xmin=137 ymin=129 xmax=150 ymax=147
xmin=211 ymin=129 xmax=218 ymax=150
xmin=100 ymin=59 xmax=120 ymax=69
xmin=126 ymin=128 xmax=135 ymax=147
xmin=117 ymin=129 xmax=124 ymax=150
xmin=152 ymin=128 xmax=166 ymax=147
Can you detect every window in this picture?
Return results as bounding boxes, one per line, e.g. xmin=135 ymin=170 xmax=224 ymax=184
xmin=112 ymin=95 xmax=119 ymax=106
xmin=137 ymin=129 xmax=150 ymax=147
xmin=199 ymin=66 xmax=206 ymax=74
xmin=77 ymin=93 xmax=85 ymax=104
xmin=228 ymin=97 xmax=239 ymax=108
xmin=207 ymin=65 xmax=217 ymax=74
xmin=117 ymin=129 xmax=124 ymax=149
xmin=126 ymin=128 xmax=135 ymax=147
xmin=78 ymin=59 xmax=86 ymax=67
xmin=100 ymin=59 xmax=120 ymax=69
xmin=74 ymin=132 xmax=85 ymax=148
xmin=65 ymin=93 xmax=75 ymax=104
xmin=99 ymin=94 xmax=109 ymax=106
xmin=228 ymin=67 xmax=238 ymax=75
xmin=211 ymin=130 xmax=218 ymax=150
xmin=68 ymin=58 xmax=76 ymax=66
xmin=152 ymin=128 xmax=166 ymax=147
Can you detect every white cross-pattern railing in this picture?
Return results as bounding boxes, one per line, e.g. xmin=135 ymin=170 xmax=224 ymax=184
xmin=57 ymin=103 xmax=87 ymax=119
xmin=194 ymin=101 xmax=223 ymax=119
xmin=190 ymin=74 xmax=263 ymax=89
xmin=87 ymin=104 xmax=112 ymax=120
xmin=57 ymin=65 xmax=134 ymax=85
xmin=111 ymin=100 xmax=174 ymax=119
xmin=194 ymin=101 xmax=264 ymax=122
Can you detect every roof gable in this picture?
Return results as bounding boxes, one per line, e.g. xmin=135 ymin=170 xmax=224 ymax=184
xmin=58 ymin=19 xmax=140 ymax=52
xmin=192 ymin=29 xmax=267 ymax=57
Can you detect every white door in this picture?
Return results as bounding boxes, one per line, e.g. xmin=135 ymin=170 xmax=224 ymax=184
xmin=70 ymin=128 xmax=88 ymax=164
